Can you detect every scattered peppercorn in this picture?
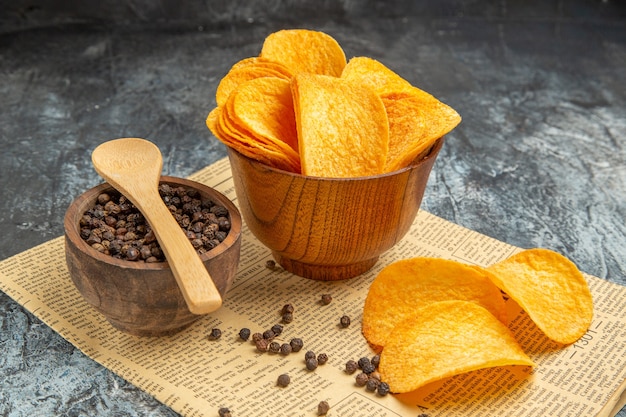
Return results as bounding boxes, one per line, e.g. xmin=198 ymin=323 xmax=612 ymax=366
xmin=277 ymin=374 xmax=291 ymax=387
xmin=371 ymin=354 xmax=381 ymax=368
xmin=263 ymin=329 xmax=275 ymax=340
xmin=317 ymin=353 xmax=328 ymax=365
xmin=281 ymin=304 xmax=294 ymax=314
xmin=355 ymin=372 xmax=369 ymax=386
xmin=320 ymin=294 xmax=332 ymax=305
xmin=208 ymin=328 xmax=222 ymax=340
xmin=280 ymin=343 xmax=292 ymax=355
xmin=377 ymin=381 xmax=390 ymax=396
xmin=306 ymin=357 xmax=319 ymax=371
xmin=281 ymin=312 xmax=293 ymax=323
xmin=80 ymin=185 xmax=230 ymax=261
xmin=218 ymin=407 xmax=232 ymax=417
xmin=269 ymin=341 xmax=281 ymax=354
xmin=361 ymin=361 xmax=376 ymax=375
xmin=345 ymin=360 xmax=358 ymax=374
xmin=358 ymin=357 xmax=371 ymax=370
xmin=238 ymin=328 xmax=251 ymax=341
xmin=255 ymin=339 xmax=269 ymax=352
xmin=252 ymin=332 xmax=263 ymax=342
xmin=271 ymin=324 xmax=283 ymax=336
xmin=365 ymin=378 xmax=380 ymax=392
xmin=304 ymin=350 xmax=316 ymax=361
xmin=266 ymin=259 xmax=276 ymax=270
xmin=340 ymin=315 xmax=351 ymax=328
xmin=289 ymin=338 xmax=303 ymax=352
xmin=317 ymin=401 xmax=330 ymax=416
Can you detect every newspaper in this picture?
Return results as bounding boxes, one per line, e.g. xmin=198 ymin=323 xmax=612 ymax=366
xmin=1 ymin=157 xmax=625 ymax=417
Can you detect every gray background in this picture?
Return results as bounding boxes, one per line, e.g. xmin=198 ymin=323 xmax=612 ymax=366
xmin=1 ymin=0 xmax=625 ymax=415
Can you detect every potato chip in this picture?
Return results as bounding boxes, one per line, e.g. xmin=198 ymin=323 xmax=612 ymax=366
xmin=291 ymin=73 xmax=389 ymax=177
xmin=216 ymin=57 xmax=293 ymax=107
xmin=342 ymin=57 xmax=461 ymax=171
xmin=382 ymin=92 xmax=461 ymax=171
xmin=260 ymin=29 xmax=347 ymax=77
xmin=378 ymin=300 xmax=535 ymax=393
xmin=361 ymin=257 xmax=507 ymax=350
xmin=227 ymin=77 xmax=299 ymax=155
xmin=342 ymin=56 xmax=415 ymax=96
xmin=206 ymin=78 xmax=301 ymax=173
xmin=486 ymin=248 xmax=594 ymax=345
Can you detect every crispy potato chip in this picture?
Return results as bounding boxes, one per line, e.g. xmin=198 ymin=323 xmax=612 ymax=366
xmin=362 ymin=257 xmax=507 ymax=350
xmin=486 ymin=248 xmax=594 ymax=345
xmin=206 ymin=78 xmax=301 ymax=173
xmin=260 ymin=29 xmax=347 ymax=77
xmin=291 ymin=73 xmax=389 ymax=177
xmin=379 ymin=300 xmax=535 ymax=393
xmin=342 ymin=56 xmax=415 ymax=96
xmin=342 ymin=57 xmax=461 ymax=171
xmin=227 ymin=77 xmax=299 ymax=155
xmin=382 ymin=93 xmax=461 ymax=171
xmin=216 ymin=57 xmax=293 ymax=106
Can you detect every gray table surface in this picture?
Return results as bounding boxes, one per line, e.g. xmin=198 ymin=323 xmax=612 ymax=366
xmin=1 ymin=0 xmax=625 ymax=415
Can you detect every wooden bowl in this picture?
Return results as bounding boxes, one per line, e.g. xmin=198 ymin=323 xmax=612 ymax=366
xmin=64 ymin=176 xmax=242 ymax=337
xmin=227 ymin=138 xmax=444 ymax=281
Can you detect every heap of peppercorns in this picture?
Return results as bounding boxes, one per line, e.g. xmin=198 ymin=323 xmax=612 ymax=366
xmin=79 ymin=183 xmax=231 ymax=261
xmin=344 ymin=354 xmax=390 ymax=396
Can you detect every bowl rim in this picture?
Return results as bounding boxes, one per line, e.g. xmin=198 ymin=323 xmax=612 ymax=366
xmin=226 ymin=136 xmax=445 ymax=181
xmin=64 ymin=175 xmax=242 ymax=271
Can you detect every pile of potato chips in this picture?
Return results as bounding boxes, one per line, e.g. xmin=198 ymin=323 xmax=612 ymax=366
xmin=206 ymin=29 xmax=461 ymax=177
xmin=361 ymin=248 xmax=594 ymax=394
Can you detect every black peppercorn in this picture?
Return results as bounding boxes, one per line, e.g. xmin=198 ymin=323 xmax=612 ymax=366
xmin=304 ymin=350 xmax=316 ymax=361
xmin=266 ymin=259 xmax=277 ymax=270
xmin=280 ymin=343 xmax=292 ymax=355
xmin=355 ymin=372 xmax=369 ymax=386
xmin=281 ymin=304 xmax=294 ymax=314
xmin=255 ymin=339 xmax=269 ymax=352
xmin=377 ymin=381 xmax=390 ymax=396
xmin=317 ymin=353 xmax=328 ymax=365
xmin=365 ymin=378 xmax=380 ymax=392
xmin=320 ymin=294 xmax=332 ymax=305
xmin=282 ymin=312 xmax=293 ymax=323
xmin=317 ymin=401 xmax=330 ymax=416
xmin=358 ymin=357 xmax=371 ymax=370
xmin=262 ymin=329 xmax=275 ymax=340
xmin=252 ymin=332 xmax=263 ymax=342
xmin=289 ymin=338 xmax=304 ymax=352
xmin=218 ymin=407 xmax=232 ymax=417
xmin=361 ymin=362 xmax=376 ymax=375
xmin=208 ymin=328 xmax=222 ymax=340
xmin=371 ymin=354 xmax=380 ymax=368
xmin=271 ymin=324 xmax=283 ymax=336
xmin=306 ymin=357 xmax=318 ymax=371
xmin=238 ymin=328 xmax=251 ymax=341
xmin=277 ymin=373 xmax=291 ymax=387
xmin=345 ymin=360 xmax=358 ymax=374
xmin=269 ymin=341 xmax=281 ymax=354
xmin=340 ymin=315 xmax=351 ymax=328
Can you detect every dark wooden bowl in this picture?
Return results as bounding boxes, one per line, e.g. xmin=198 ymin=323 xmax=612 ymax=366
xmin=227 ymin=138 xmax=444 ymax=281
xmin=64 ymin=176 xmax=242 ymax=337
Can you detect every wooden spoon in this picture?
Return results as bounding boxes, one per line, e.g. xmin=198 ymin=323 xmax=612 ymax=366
xmin=91 ymin=137 xmax=222 ymax=315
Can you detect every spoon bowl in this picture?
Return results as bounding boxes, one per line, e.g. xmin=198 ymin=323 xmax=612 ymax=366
xmin=91 ymin=138 xmax=222 ymax=315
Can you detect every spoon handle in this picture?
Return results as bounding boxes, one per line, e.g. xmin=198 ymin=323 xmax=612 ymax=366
xmin=130 ymin=189 xmax=223 ymax=315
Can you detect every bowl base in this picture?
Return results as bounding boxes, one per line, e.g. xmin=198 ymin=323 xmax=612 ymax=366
xmin=106 ymin=317 xmax=200 ymax=337
xmin=273 ymin=253 xmax=379 ymax=281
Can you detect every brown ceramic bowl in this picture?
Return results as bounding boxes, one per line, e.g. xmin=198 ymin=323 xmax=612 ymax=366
xmin=64 ymin=176 xmax=242 ymax=337
xmin=227 ymin=137 xmax=444 ymax=281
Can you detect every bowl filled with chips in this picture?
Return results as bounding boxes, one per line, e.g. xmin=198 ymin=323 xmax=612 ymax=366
xmin=207 ymin=29 xmax=461 ymax=280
